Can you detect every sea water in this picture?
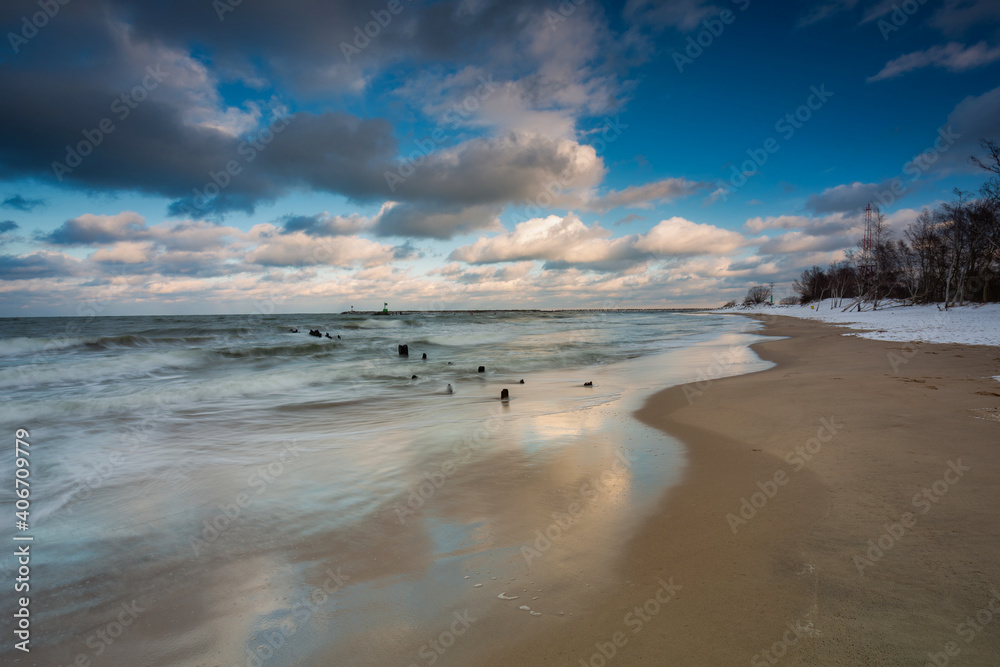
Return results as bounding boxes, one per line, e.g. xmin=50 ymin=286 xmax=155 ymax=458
xmin=0 ymin=310 xmax=771 ymax=665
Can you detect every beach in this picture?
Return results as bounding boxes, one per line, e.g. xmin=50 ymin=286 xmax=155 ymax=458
xmin=4 ymin=311 xmax=1000 ymax=665
xmin=481 ymin=313 xmax=1000 ymax=665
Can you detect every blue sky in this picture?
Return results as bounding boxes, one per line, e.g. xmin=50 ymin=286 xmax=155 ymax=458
xmin=1 ymin=0 xmax=998 ymax=314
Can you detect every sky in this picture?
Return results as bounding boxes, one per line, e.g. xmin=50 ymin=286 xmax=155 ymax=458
xmin=1 ymin=0 xmax=999 ymax=315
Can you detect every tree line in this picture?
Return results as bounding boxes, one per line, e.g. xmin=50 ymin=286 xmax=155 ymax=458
xmin=792 ymin=139 xmax=1000 ymax=309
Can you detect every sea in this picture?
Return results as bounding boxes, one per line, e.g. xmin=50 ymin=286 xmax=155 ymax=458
xmin=0 ymin=310 xmax=772 ymax=666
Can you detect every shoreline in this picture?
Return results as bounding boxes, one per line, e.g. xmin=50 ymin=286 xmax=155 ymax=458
xmin=483 ymin=313 xmax=1000 ymax=664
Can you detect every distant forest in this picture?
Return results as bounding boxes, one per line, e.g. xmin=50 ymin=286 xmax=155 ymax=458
xmin=790 ymin=138 xmax=1000 ymax=309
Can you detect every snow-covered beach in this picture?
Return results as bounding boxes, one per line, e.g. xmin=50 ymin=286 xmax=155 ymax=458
xmin=718 ymin=301 xmax=1000 ymax=347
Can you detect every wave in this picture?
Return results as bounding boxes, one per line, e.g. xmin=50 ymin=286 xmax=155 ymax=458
xmin=0 ymin=332 xmax=221 ymax=358
xmin=341 ymin=318 xmax=419 ymax=330
xmin=0 ymin=336 xmax=87 ymax=357
xmin=0 ymin=350 xmax=207 ymax=389
xmin=214 ymin=340 xmax=340 ymax=359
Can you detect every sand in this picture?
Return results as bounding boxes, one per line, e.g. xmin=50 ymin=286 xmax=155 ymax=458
xmin=480 ymin=314 xmax=1000 ymax=665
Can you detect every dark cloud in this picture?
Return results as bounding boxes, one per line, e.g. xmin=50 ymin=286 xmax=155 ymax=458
xmin=374 ymin=203 xmax=502 ymax=239
xmin=0 ymin=252 xmax=83 ymax=280
xmin=807 ymin=85 xmax=1000 ymax=215
xmin=1 ymin=195 xmax=45 ymax=211
xmin=0 ymin=64 xmax=400 ymax=217
xmin=806 ymin=180 xmax=899 ymax=214
xmin=0 ymin=1 xmax=626 ymax=234
xmin=387 ymin=133 xmax=602 ymax=205
xmin=937 ymin=84 xmax=1000 ymax=172
xmin=1 ymin=0 xmax=637 ymax=229
xmin=1 ymin=0 xmax=558 ymax=94
xmin=279 ymin=212 xmax=371 ymax=237
xmin=0 ymin=220 xmax=19 ymax=233
xmin=392 ymin=241 xmax=422 ymax=259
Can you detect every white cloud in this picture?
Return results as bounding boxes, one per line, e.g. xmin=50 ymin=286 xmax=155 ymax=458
xmin=868 ymin=42 xmax=1000 ymax=82
xmin=246 ymin=228 xmax=396 ymax=268
xmin=634 ymin=217 xmax=745 ymax=255
xmin=89 ymin=241 xmax=155 ymax=264
xmin=450 ymin=213 xmax=746 ymax=268
xmin=449 ymin=213 xmax=616 ymax=264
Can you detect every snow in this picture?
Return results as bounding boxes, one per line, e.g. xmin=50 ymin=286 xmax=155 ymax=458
xmin=714 ymin=301 xmax=1000 ymax=347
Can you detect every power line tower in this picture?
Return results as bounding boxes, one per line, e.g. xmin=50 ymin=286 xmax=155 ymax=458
xmin=860 ymin=203 xmax=876 ymax=283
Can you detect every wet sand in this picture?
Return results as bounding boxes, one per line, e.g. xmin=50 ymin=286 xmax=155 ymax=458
xmin=482 ymin=314 xmax=1000 ymax=665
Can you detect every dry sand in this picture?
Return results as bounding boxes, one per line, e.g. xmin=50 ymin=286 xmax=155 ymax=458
xmin=482 ymin=314 xmax=1000 ymax=665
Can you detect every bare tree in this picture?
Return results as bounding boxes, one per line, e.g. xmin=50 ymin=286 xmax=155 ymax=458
xmin=743 ymin=285 xmax=771 ymax=305
xmin=793 ymin=266 xmax=829 ymax=303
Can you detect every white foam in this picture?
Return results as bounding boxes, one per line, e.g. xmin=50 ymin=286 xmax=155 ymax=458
xmin=497 ymin=593 xmax=518 ymax=600
xmin=0 ymin=336 xmax=85 ymax=357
